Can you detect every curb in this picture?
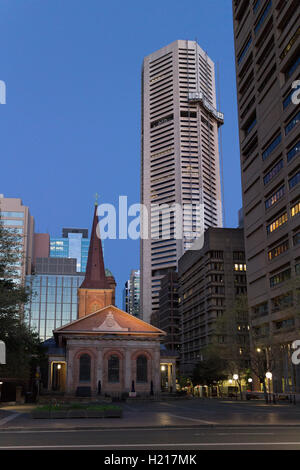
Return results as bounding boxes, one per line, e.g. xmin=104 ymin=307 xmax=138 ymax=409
xmin=1 ymin=423 xmax=300 ymax=432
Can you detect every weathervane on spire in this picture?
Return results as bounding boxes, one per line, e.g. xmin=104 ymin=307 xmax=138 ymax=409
xmin=95 ymin=192 xmax=99 ymax=206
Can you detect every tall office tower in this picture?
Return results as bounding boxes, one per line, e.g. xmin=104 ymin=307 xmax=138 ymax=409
xmin=178 ymin=228 xmax=248 ymax=375
xmin=156 ymin=271 xmax=181 ymax=352
xmin=232 ymin=1 xmax=300 ymax=392
xmin=141 ymin=40 xmax=224 ymax=323
xmin=123 ymin=270 xmax=141 ymax=317
xmin=50 ymin=228 xmax=90 ymax=272
xmin=0 ymin=194 xmax=35 ymax=282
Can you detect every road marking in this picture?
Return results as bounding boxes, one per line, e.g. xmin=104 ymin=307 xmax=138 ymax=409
xmin=0 ymin=442 xmax=300 ymax=449
xmin=0 ymin=414 xmax=19 ymax=426
xmin=167 ymin=413 xmax=217 ymax=425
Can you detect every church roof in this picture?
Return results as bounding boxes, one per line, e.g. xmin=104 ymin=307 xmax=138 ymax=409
xmin=80 ymin=204 xmax=110 ymax=290
xmin=53 ymin=305 xmax=166 ymax=337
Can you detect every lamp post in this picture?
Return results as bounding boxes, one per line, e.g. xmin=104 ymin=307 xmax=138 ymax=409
xmin=0 ymin=382 xmax=3 ymax=402
xmin=161 ymin=365 xmax=166 ymax=391
xmin=266 ymin=371 xmax=272 ymax=403
xmin=233 ymin=374 xmax=239 ymax=400
xmin=248 ymin=377 xmax=253 ymax=392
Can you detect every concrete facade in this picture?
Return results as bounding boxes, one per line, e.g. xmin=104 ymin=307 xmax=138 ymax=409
xmin=178 ymin=228 xmax=248 ymax=375
xmin=0 ymin=194 xmax=35 ymax=281
xmin=232 ymin=0 xmax=300 ymax=391
xmin=141 ymin=40 xmax=224 ymax=324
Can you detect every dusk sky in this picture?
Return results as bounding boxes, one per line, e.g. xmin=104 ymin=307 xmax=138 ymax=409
xmin=0 ymin=0 xmax=241 ymax=306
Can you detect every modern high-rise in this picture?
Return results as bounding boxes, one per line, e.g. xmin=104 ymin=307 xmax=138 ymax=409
xmin=123 ymin=269 xmax=141 ymax=317
xmin=178 ymin=228 xmax=248 ymax=375
xmin=50 ymin=228 xmax=90 ymax=272
xmin=0 ymin=194 xmax=35 ymax=282
xmin=141 ymin=40 xmax=224 ymax=323
xmin=232 ymin=1 xmax=300 ymax=391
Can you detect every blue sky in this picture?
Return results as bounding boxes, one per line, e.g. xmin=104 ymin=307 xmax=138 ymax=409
xmin=0 ymin=0 xmax=241 ymax=307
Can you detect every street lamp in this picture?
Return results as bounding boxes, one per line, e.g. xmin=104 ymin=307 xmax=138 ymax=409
xmin=266 ymin=371 xmax=272 ymax=401
xmin=0 ymin=382 xmax=3 ymax=402
xmin=233 ymin=374 xmax=239 ymax=400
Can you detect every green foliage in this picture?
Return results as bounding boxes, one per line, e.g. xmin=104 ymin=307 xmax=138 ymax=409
xmin=0 ymin=223 xmax=43 ymax=380
xmin=192 ymin=347 xmax=228 ymax=386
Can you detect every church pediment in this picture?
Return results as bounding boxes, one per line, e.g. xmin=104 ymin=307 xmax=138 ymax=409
xmin=53 ymin=305 xmax=166 ymax=336
xmin=93 ymin=311 xmax=129 ymax=332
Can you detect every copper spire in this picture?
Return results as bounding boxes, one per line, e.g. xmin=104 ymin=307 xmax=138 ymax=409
xmin=80 ymin=204 xmax=110 ymax=289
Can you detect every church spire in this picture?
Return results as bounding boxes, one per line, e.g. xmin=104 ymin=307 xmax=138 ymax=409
xmin=80 ymin=204 xmax=110 ymax=289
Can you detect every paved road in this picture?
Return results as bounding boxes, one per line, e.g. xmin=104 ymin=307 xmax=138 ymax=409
xmin=0 ymin=426 xmax=300 ymax=450
xmin=2 ymin=399 xmax=300 ymax=429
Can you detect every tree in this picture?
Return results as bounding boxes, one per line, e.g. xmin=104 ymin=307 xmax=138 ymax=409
xmin=192 ymin=346 xmax=228 ymax=394
xmin=214 ymin=294 xmax=250 ymax=399
xmin=0 ymin=223 xmax=42 ymax=381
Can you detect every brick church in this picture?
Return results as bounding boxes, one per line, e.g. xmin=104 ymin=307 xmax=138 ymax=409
xmin=46 ymin=204 xmax=176 ymax=397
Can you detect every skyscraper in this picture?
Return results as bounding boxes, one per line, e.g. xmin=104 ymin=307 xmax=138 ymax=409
xmin=232 ymin=1 xmax=300 ymax=391
xmin=0 ymin=194 xmax=35 ymax=282
xmin=123 ymin=269 xmax=140 ymax=317
xmin=50 ymin=228 xmax=90 ymax=272
xmin=141 ymin=40 xmax=224 ymax=323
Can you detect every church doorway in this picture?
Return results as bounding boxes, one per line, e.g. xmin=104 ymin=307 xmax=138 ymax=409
xmin=50 ymin=361 xmax=66 ymax=392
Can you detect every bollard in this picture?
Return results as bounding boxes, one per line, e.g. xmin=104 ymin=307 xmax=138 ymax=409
xmin=294 ymin=394 xmax=296 ymax=405
xmin=273 ymin=393 xmax=276 ymax=404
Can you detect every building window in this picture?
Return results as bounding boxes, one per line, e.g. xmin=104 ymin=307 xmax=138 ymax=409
xmin=79 ymin=354 xmax=91 ymax=382
xmin=0 ymin=211 xmax=24 ymax=218
xmin=274 ymin=318 xmax=295 ymax=330
xmin=265 ymin=185 xmax=285 ymax=209
xmin=271 ymin=293 xmax=293 ymax=312
xmin=268 ymin=240 xmax=289 ymax=260
xmin=270 ymin=268 xmax=291 ymax=287
xmin=291 ymin=201 xmax=300 ymax=218
xmin=293 ymin=232 xmax=300 ymax=246
xmin=266 ymin=212 xmax=288 ymax=234
xmin=263 ymin=160 xmax=283 ymax=185
xmin=285 ymin=111 xmax=300 ymax=136
xmin=289 ymin=172 xmax=300 ymax=190
xmin=253 ymin=0 xmax=261 ymax=14
xmin=234 ymin=264 xmax=247 ymax=271
xmin=254 ymin=0 xmax=272 ymax=36
xmin=252 ymin=302 xmax=268 ymax=318
xmin=108 ymin=355 xmax=120 ymax=383
xmin=287 ymin=141 xmax=300 ymax=163
xmin=286 ymin=55 xmax=300 ymax=79
xmin=136 ymin=355 xmax=148 ymax=383
xmin=238 ymin=36 xmax=252 ymax=65
xmin=262 ymin=134 xmax=282 ymax=161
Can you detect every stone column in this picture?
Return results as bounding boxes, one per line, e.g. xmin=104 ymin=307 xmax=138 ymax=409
xmin=153 ymin=348 xmax=161 ymax=394
xmin=168 ymin=364 xmax=171 ymax=392
xmin=125 ymin=350 xmax=131 ymax=392
xmin=172 ymin=361 xmax=176 ymax=392
xmin=97 ymin=348 xmax=103 ymax=394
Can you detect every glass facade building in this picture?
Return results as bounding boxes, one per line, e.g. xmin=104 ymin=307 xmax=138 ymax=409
xmin=25 ymin=273 xmax=84 ymax=341
xmin=50 ymin=229 xmax=89 ymax=272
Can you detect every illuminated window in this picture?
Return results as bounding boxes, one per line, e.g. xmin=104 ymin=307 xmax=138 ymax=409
xmin=266 ymin=212 xmax=288 ymax=234
xmin=268 ymin=240 xmax=289 ymax=260
xmin=291 ymin=202 xmax=300 ymax=218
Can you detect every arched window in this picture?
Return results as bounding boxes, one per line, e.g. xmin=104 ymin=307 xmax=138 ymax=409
xmin=137 ymin=355 xmax=148 ymax=383
xmin=108 ymin=355 xmax=119 ymax=383
xmin=79 ymin=354 xmax=91 ymax=382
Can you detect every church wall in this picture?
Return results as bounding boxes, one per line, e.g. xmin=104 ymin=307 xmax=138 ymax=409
xmin=63 ymin=337 xmax=161 ymax=397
